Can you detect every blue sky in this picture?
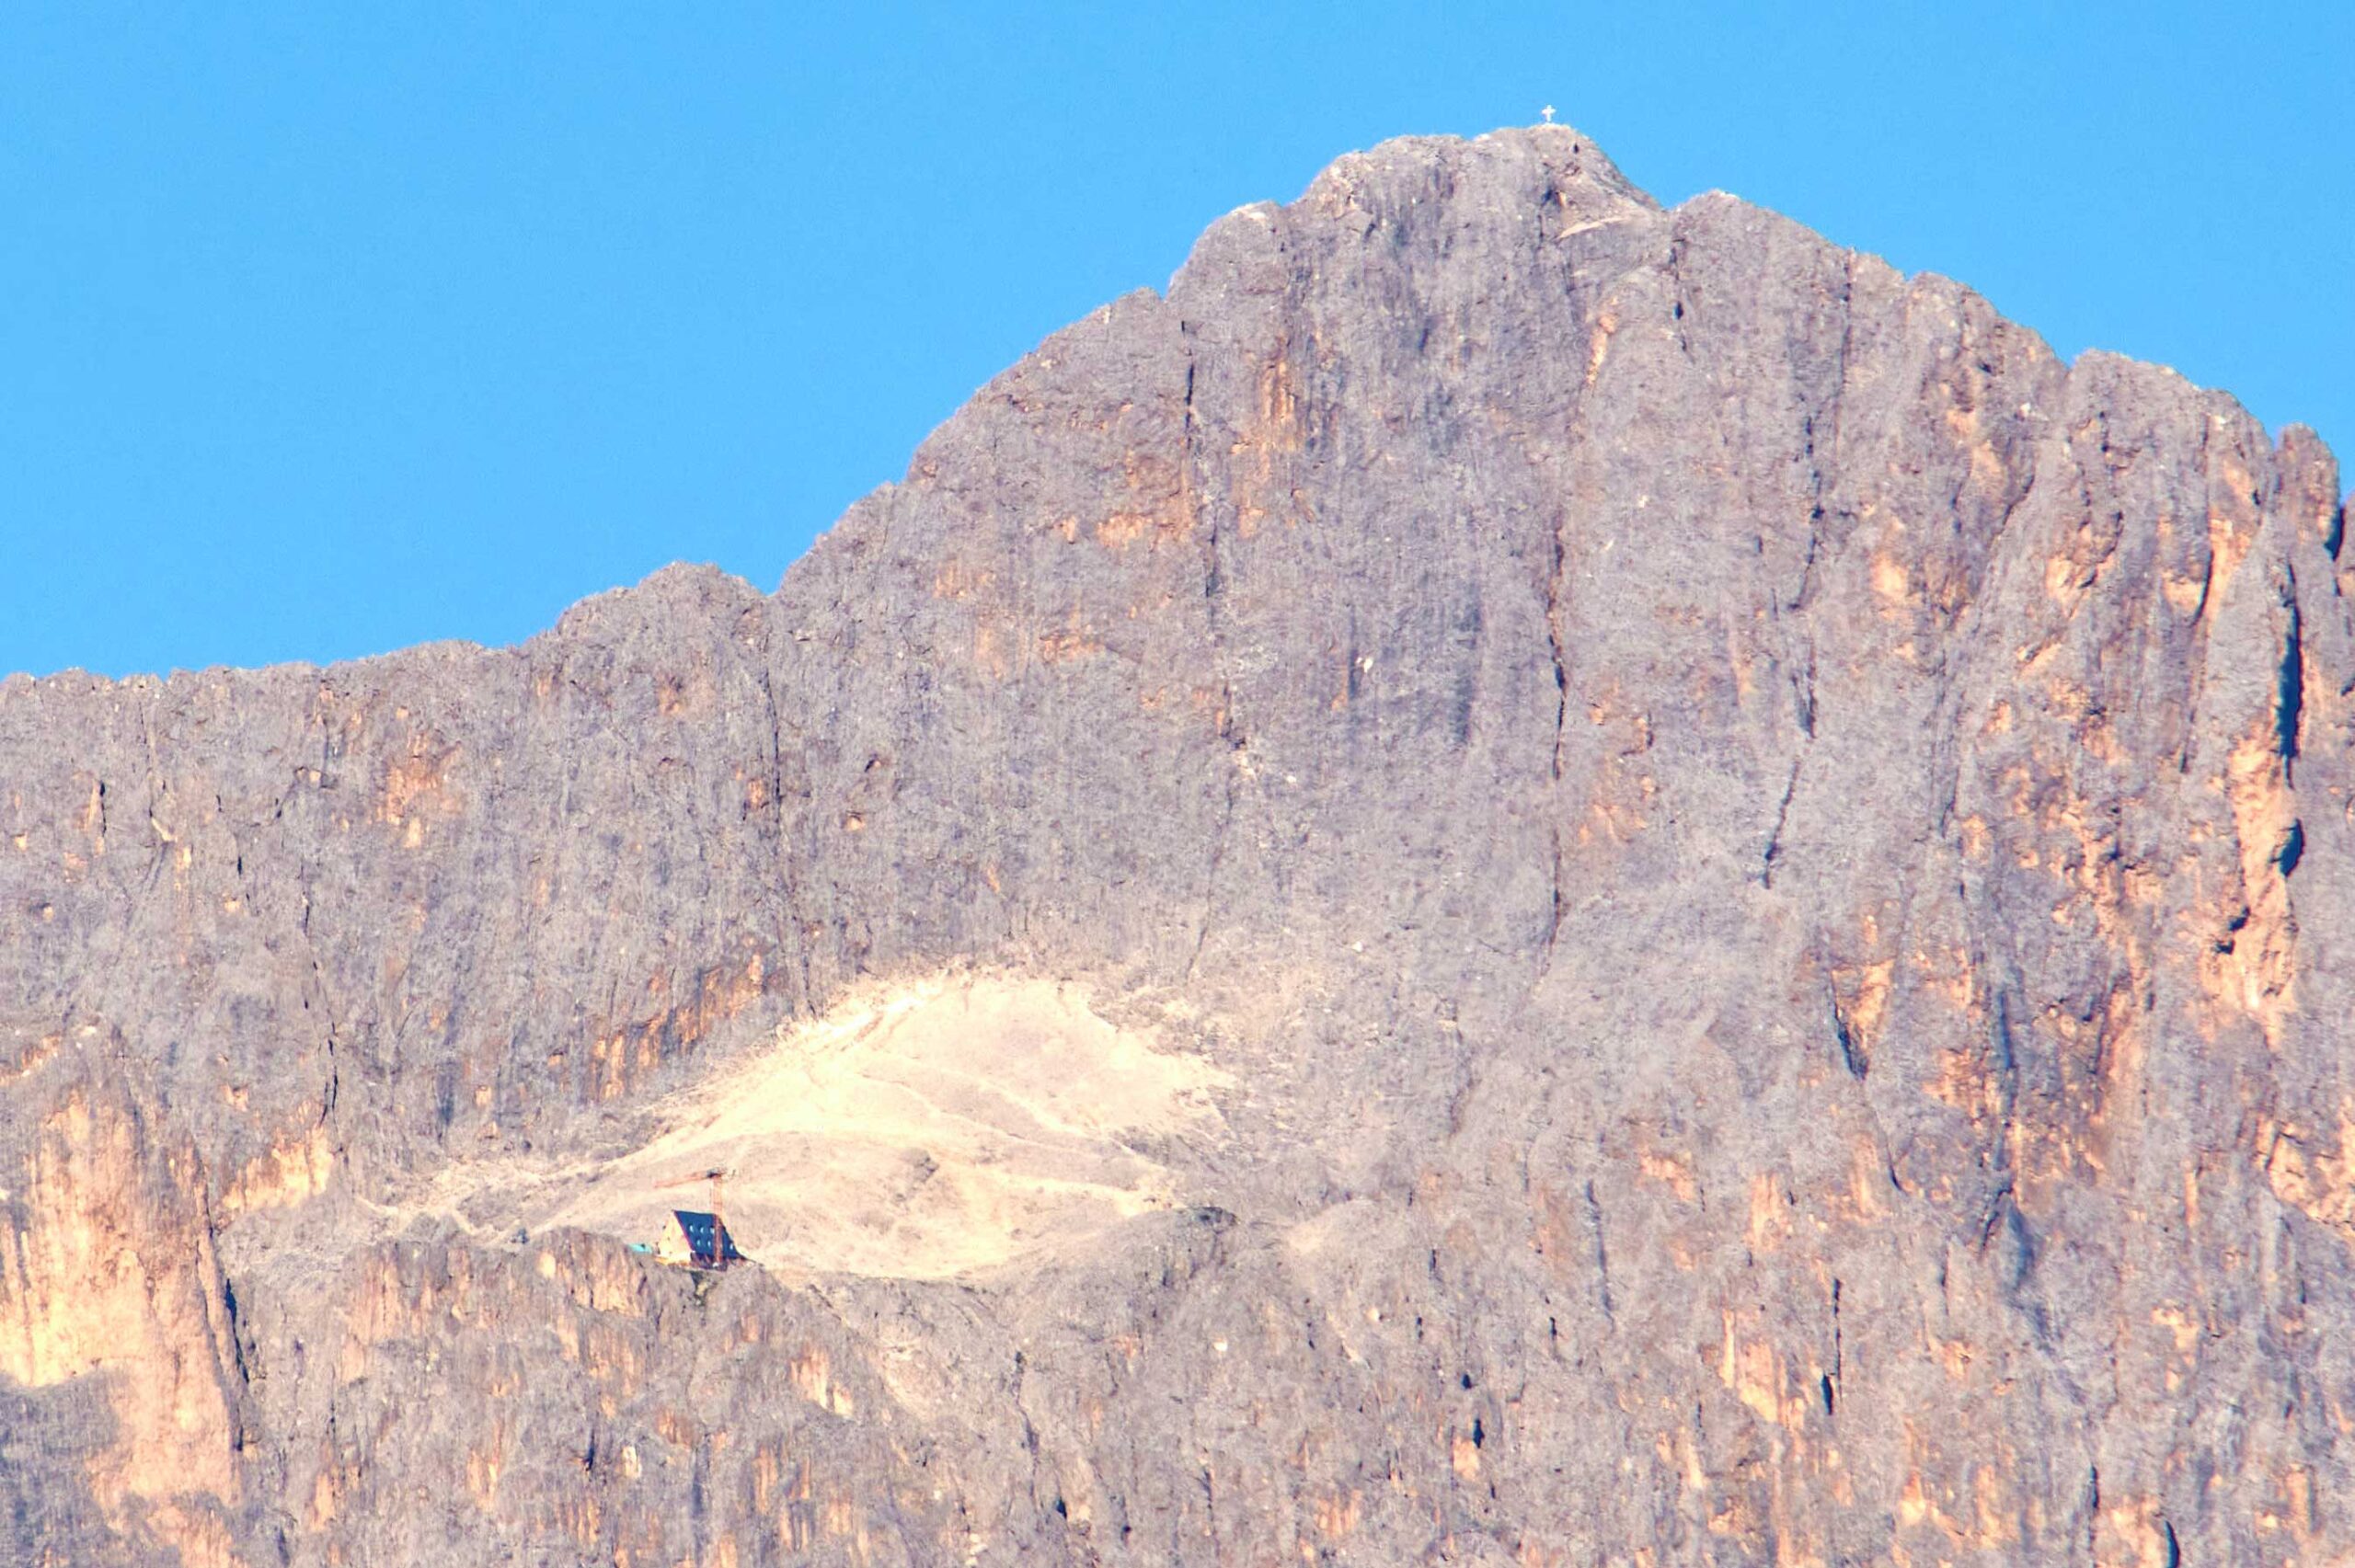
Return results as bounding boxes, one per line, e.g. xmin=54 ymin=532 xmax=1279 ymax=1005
xmin=6 ymin=3 xmax=2349 ymax=678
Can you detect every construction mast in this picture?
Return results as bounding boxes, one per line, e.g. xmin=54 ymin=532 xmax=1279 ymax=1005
xmin=655 ymin=1166 xmax=729 ymax=1230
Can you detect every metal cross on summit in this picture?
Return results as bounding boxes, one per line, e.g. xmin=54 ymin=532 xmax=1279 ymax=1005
xmin=1540 ymin=105 xmax=1556 ymax=124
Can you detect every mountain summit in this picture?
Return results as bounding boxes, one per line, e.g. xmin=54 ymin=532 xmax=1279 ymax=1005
xmin=3 ymin=125 xmax=2349 ymax=1565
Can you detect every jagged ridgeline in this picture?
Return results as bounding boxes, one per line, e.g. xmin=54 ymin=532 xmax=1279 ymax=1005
xmin=4 ymin=125 xmax=2350 ymax=1566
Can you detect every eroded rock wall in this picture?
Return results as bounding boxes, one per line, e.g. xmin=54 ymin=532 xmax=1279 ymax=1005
xmin=4 ymin=126 xmax=2351 ymax=1565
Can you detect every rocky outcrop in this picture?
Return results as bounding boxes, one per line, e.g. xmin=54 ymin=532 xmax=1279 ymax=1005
xmin=4 ymin=124 xmax=2351 ymax=1564
xmin=0 ymin=1036 xmax=248 ymax=1566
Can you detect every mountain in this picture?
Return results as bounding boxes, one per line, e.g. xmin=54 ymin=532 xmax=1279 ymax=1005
xmin=4 ymin=123 xmax=2349 ymax=1566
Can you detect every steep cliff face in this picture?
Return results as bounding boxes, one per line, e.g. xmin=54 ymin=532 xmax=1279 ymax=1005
xmin=0 ymin=1039 xmax=248 ymax=1566
xmin=4 ymin=125 xmax=2352 ymax=1564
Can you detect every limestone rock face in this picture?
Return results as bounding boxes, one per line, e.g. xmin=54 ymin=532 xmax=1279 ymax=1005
xmin=5 ymin=125 xmax=2353 ymax=1565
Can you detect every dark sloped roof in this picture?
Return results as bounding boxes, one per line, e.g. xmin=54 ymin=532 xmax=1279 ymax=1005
xmin=672 ymin=1209 xmax=743 ymax=1265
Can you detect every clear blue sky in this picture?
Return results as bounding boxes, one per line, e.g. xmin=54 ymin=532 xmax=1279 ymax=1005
xmin=6 ymin=3 xmax=2349 ymax=678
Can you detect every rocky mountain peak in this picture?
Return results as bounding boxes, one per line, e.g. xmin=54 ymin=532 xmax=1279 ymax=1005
xmin=3 ymin=122 xmax=2351 ymax=1566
